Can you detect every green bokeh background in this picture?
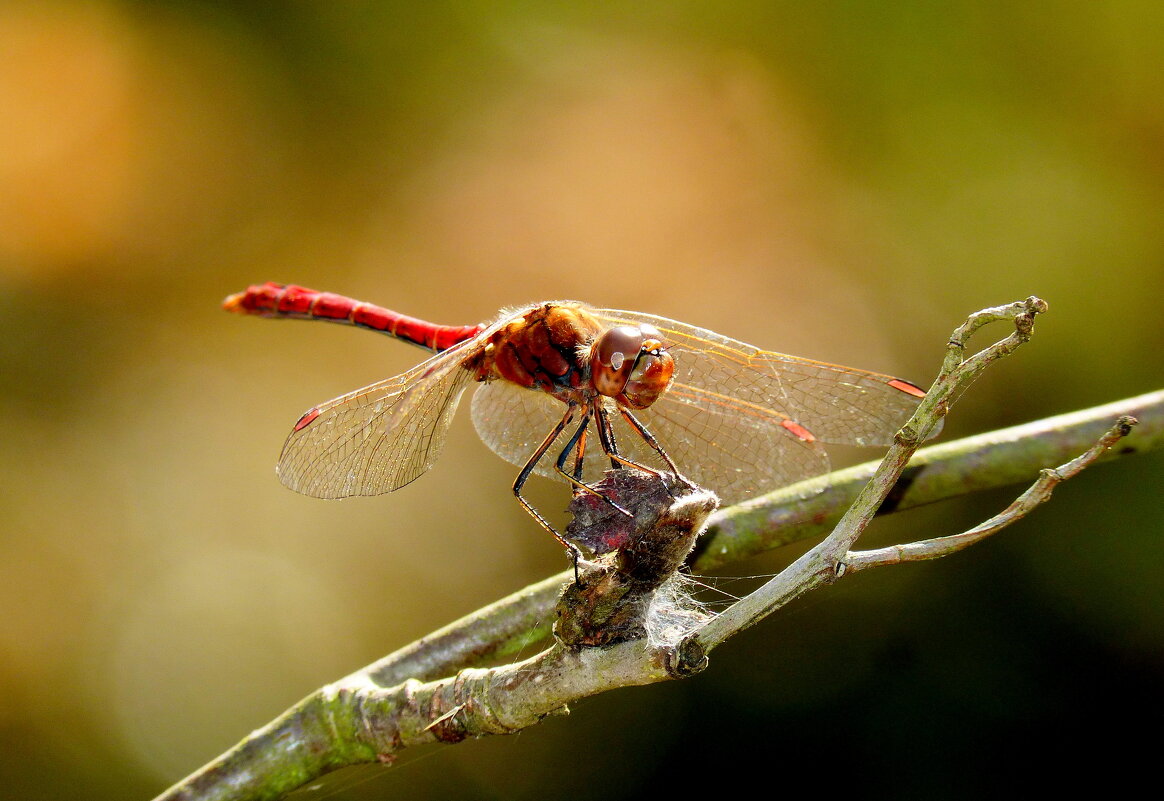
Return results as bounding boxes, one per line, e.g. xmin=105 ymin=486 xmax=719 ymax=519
xmin=1 ymin=2 xmax=1161 ymax=798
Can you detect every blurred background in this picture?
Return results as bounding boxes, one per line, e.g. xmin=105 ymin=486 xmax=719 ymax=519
xmin=1 ymin=1 xmax=1161 ymax=798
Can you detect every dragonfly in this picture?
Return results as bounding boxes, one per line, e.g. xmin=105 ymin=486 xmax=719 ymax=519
xmin=224 ymin=282 xmax=931 ymax=557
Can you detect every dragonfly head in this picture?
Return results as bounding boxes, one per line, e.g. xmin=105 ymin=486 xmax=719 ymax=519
xmin=591 ymin=324 xmax=675 ymax=410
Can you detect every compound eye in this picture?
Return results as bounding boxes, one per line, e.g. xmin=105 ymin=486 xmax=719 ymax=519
xmin=592 ymin=325 xmax=645 ymax=397
xmin=620 ymin=349 xmax=675 ymax=410
xmin=594 ymin=326 xmax=643 ymax=368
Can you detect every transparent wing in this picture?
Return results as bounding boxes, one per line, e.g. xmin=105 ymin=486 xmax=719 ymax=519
xmin=470 ymin=378 xmax=571 ymax=483
xmin=276 ymin=334 xmax=489 ymax=499
xmin=609 ymin=388 xmax=830 ymax=502
xmin=461 ymin=305 xmax=931 ymax=505
xmin=470 ymin=375 xmax=831 ymax=502
xmin=592 ymin=308 xmax=933 ymax=502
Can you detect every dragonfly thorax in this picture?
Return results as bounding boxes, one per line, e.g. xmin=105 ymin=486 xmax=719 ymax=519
xmin=471 ymin=303 xmax=675 ymax=411
xmin=474 ymin=303 xmax=603 ymax=405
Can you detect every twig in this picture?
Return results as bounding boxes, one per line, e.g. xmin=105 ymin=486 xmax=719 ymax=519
xmin=354 ymin=389 xmax=1164 ymax=688
xmin=698 ymin=389 xmax=1163 ymax=569
xmin=843 ymin=415 xmax=1137 ymax=571
xmin=694 ymin=297 xmax=1048 ymax=649
xmin=153 ymin=488 xmax=718 ymax=801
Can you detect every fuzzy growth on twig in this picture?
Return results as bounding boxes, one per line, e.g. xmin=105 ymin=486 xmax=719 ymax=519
xmin=554 ymin=470 xmax=718 ymax=648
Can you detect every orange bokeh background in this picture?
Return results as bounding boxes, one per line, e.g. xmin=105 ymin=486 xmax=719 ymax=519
xmin=1 ymin=3 xmax=1161 ymax=798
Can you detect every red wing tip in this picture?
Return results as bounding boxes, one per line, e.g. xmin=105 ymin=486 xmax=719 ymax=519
xmin=781 ymin=419 xmax=816 ymax=442
xmin=887 ymin=378 xmax=927 ymax=398
xmin=293 ymin=407 xmax=321 ymax=431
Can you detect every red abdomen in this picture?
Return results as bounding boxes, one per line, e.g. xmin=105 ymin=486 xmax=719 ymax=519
xmin=223 ymin=282 xmax=484 ymax=352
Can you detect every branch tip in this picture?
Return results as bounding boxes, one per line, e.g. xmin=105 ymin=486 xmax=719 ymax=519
xmin=842 ymin=413 xmax=1137 ymax=573
xmin=667 ymin=637 xmax=709 ymax=678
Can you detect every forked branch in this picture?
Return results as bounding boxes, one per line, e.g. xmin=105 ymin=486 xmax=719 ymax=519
xmin=694 ymin=297 xmax=1052 ymax=649
xmin=352 ymin=388 xmax=1163 ymax=689
xmin=843 ymin=416 xmax=1136 ymax=571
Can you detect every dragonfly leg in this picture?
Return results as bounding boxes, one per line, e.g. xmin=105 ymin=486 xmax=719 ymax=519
xmin=513 ymin=403 xmax=586 ymax=575
xmin=593 ymin=404 xmax=662 ymax=477
xmin=594 ymin=403 xmax=622 ymax=471
xmin=552 ymin=409 xmax=590 ymax=483
xmin=591 ymin=409 xmax=689 ymax=498
xmin=617 ymin=408 xmax=684 ymax=475
xmin=553 ymin=413 xmax=633 ymax=518
xmin=570 ymin=423 xmax=587 ymax=482
xmin=619 ymin=409 xmax=689 ymax=491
